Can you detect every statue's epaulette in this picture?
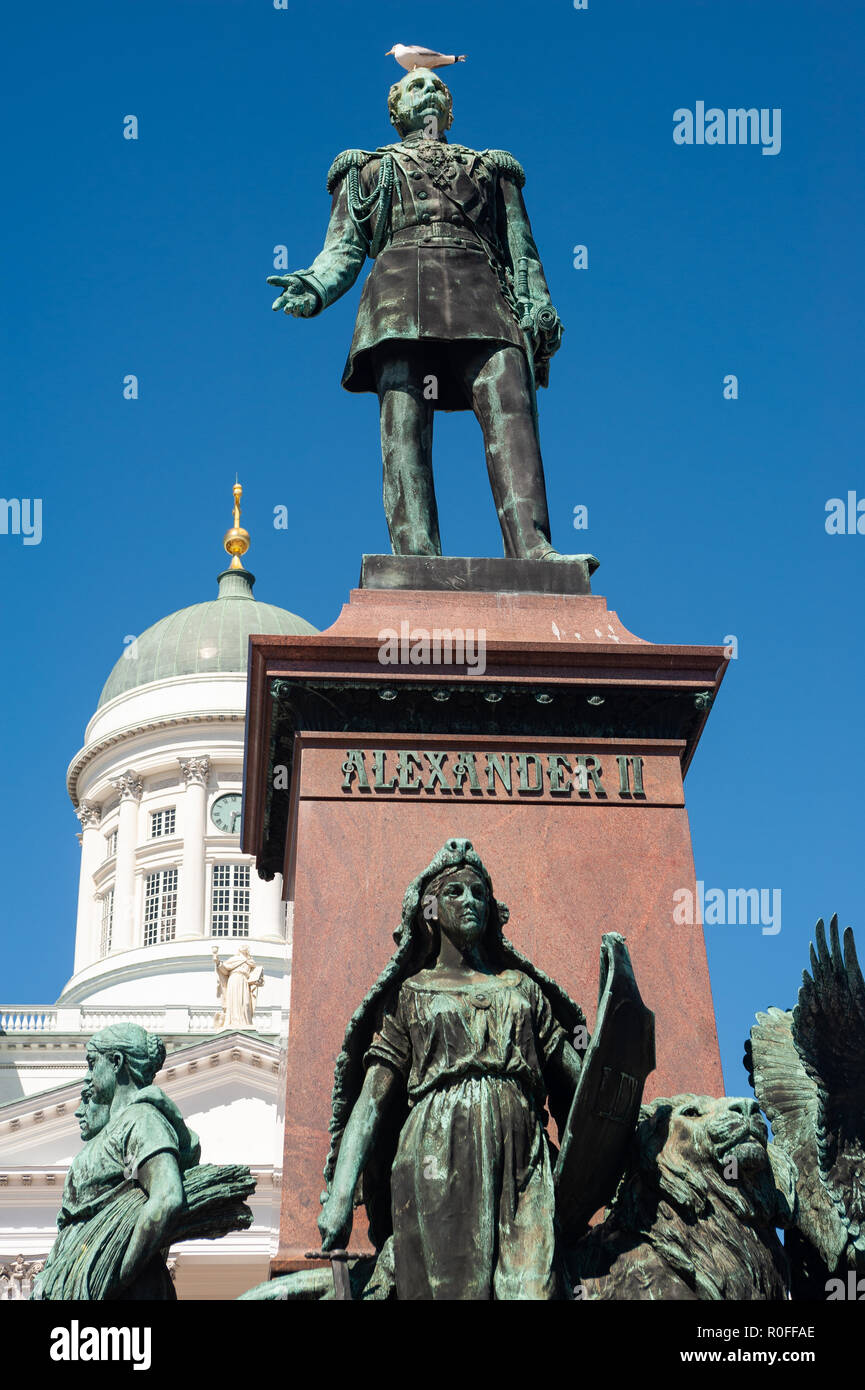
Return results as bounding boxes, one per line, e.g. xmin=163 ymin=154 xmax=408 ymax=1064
xmin=326 ymin=149 xmax=378 ymax=193
xmin=481 ymin=149 xmax=526 ymax=188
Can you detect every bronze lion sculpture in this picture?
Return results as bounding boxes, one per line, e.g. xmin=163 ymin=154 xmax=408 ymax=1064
xmin=567 ymin=1094 xmax=794 ymax=1300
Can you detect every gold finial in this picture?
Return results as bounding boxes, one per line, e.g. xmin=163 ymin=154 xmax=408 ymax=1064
xmin=223 ymin=480 xmax=251 ymax=570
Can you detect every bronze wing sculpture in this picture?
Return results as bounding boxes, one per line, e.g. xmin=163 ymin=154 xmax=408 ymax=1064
xmin=747 ymin=914 xmax=865 ymax=1298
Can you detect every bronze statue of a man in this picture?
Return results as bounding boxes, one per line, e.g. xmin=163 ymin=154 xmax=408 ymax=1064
xmin=269 ymin=68 xmax=592 ymax=567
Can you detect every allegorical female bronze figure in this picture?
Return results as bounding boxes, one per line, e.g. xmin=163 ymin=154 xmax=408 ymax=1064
xmin=317 ymin=838 xmax=587 ymax=1299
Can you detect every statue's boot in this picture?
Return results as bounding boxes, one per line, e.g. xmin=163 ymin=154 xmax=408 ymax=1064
xmin=526 ymin=542 xmax=600 ymax=575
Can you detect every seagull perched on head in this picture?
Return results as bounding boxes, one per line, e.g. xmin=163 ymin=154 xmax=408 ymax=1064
xmin=386 ymin=44 xmax=466 ymax=71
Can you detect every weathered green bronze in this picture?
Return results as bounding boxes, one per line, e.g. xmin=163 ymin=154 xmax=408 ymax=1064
xmin=267 ymin=69 xmax=595 ymax=569
xmin=568 ymin=913 xmax=865 ymax=1301
xmin=746 ymin=914 xmax=865 ymax=1300
xmin=340 ymin=747 xmax=646 ymax=798
xmin=243 ymin=839 xmax=656 ymax=1300
xmin=569 ymin=1093 xmax=794 ymax=1299
xmin=33 ymin=1024 xmax=254 ymax=1300
xmin=318 ymin=839 xmax=587 ymax=1298
xmin=241 ymin=904 xmax=865 ymax=1300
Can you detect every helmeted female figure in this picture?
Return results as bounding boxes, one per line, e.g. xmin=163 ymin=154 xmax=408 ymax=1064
xmin=318 ymin=838 xmax=586 ymax=1300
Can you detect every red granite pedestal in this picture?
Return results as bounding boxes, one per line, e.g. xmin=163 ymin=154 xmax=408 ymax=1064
xmin=242 ymin=586 xmax=728 ymax=1274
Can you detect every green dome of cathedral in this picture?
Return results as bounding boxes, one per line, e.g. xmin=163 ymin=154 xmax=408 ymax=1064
xmin=97 ymin=484 xmax=318 ymax=708
xmin=98 ymin=568 xmax=318 ymax=708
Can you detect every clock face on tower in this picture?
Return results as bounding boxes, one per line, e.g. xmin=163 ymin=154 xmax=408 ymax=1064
xmin=210 ymin=793 xmax=242 ymax=835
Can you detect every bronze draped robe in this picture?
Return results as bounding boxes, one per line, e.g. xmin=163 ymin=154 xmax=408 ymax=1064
xmin=363 ymin=969 xmax=565 ymax=1300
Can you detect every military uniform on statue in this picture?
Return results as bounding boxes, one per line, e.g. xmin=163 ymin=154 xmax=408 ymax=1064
xmin=268 ymin=66 xmax=592 ymax=566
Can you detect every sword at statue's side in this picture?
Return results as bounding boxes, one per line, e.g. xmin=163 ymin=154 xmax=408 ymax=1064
xmin=515 ymin=255 xmax=541 ymax=442
xmin=553 ymin=933 xmax=656 ymax=1247
xmin=304 ymin=1248 xmax=359 ymax=1301
xmin=516 ymin=255 xmax=562 ymax=436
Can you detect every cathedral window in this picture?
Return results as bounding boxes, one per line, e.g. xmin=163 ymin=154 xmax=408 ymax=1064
xmin=150 ymin=807 xmax=176 ymax=838
xmin=104 ymin=828 xmax=117 ymax=858
xmin=144 ymin=867 xmax=178 ymax=945
xmin=100 ymin=889 xmax=114 ymax=954
xmin=211 ymin=863 xmax=251 ymax=937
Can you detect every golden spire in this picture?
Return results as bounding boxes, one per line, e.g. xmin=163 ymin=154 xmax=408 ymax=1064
xmin=223 ymin=479 xmax=251 ymax=570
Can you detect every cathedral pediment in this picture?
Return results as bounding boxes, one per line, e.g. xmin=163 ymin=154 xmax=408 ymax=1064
xmin=0 ymin=1032 xmax=280 ymax=1167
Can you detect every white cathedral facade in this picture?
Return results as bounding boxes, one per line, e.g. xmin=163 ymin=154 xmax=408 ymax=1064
xmin=0 ymin=501 xmax=317 ymax=1299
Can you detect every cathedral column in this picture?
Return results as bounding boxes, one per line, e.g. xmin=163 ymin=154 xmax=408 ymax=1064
xmin=177 ymin=756 xmax=210 ymax=938
xmin=73 ymin=801 xmax=102 ymax=973
xmin=251 ymin=870 xmax=287 ymax=940
xmin=110 ymin=770 xmax=143 ymax=953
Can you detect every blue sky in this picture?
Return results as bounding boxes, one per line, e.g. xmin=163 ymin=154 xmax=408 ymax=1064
xmin=3 ymin=0 xmax=863 ymax=1093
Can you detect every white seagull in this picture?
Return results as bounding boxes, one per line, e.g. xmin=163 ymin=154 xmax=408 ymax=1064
xmin=386 ymin=44 xmax=466 ymax=71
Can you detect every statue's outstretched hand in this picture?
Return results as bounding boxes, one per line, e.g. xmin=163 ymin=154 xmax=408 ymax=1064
xmin=267 ymin=274 xmax=318 ymax=317
xmin=318 ymin=1189 xmax=354 ymax=1251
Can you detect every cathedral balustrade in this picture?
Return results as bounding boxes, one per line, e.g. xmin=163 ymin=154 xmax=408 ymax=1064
xmin=0 ymin=1005 xmax=281 ymax=1035
xmin=0 ymin=1010 xmax=58 ymax=1033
